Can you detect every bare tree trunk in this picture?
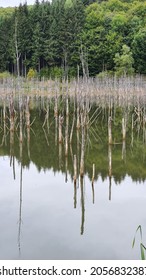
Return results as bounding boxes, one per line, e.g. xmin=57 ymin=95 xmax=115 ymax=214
xmin=3 ymin=101 xmax=7 ymax=145
xmin=19 ymin=104 xmax=23 ymax=144
xmin=122 ymin=116 xmax=126 ymax=140
xmin=131 ymin=113 xmax=134 ymax=147
xmin=59 ymin=143 xmax=62 ymax=169
xmin=76 ymin=105 xmax=80 ymax=129
xmin=9 ymin=94 xmax=15 ymax=180
xmin=108 ymin=116 xmax=112 ymax=145
xmin=55 ymin=116 xmax=58 ymax=145
xmin=70 ymin=110 xmax=75 ymax=143
xmin=54 ymin=94 xmax=58 ymax=117
xmin=59 ymin=115 xmax=63 ymax=144
xmin=122 ymin=140 xmax=126 ymax=161
xmin=15 ymin=18 xmax=21 ymax=78
xmin=21 ymin=56 xmax=23 ymax=77
xmin=80 ymin=44 xmax=89 ymax=79
xmin=64 ymin=50 xmax=68 ymax=80
xmin=77 ymin=64 xmax=79 ymax=83
xmin=9 ymin=94 xmax=15 ymax=133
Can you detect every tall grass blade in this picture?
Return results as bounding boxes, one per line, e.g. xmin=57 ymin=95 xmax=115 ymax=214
xmin=132 ymin=237 xmax=135 ymax=248
xmin=140 ymin=243 xmax=145 ymax=260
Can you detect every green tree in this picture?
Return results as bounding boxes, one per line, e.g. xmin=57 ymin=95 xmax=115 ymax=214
xmin=114 ymin=44 xmax=134 ymax=76
xmin=0 ymin=17 xmax=13 ymax=72
xmin=132 ymin=28 xmax=146 ymax=74
xmin=1 ymin=0 xmax=146 ymax=76
xmin=15 ymin=3 xmax=31 ymax=76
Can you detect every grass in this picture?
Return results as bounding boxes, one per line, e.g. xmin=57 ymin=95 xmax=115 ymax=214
xmin=132 ymin=225 xmax=146 ymax=260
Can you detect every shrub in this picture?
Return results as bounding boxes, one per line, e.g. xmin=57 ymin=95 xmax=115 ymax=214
xmin=97 ymin=70 xmax=114 ymax=78
xmin=114 ymin=45 xmax=134 ymax=76
xmin=0 ymin=71 xmax=11 ymax=79
xmin=40 ymin=67 xmax=50 ymax=78
xmin=49 ymin=66 xmax=63 ymax=80
xmin=27 ymin=68 xmax=37 ymax=79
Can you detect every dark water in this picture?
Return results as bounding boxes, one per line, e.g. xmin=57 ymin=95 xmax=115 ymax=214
xmin=0 ymin=96 xmax=146 ymax=259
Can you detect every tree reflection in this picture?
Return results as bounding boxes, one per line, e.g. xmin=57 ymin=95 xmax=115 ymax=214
xmin=0 ymin=95 xmax=146 ymax=239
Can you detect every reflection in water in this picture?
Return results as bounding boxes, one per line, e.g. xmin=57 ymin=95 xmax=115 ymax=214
xmin=80 ymin=177 xmax=85 ymax=236
xmin=108 ymin=145 xmax=112 ymax=201
xmin=91 ymin=163 xmax=95 ymax=204
xmin=18 ymin=102 xmax=23 ymax=257
xmin=18 ymin=160 xmax=23 ymax=257
xmin=122 ymin=140 xmax=126 ymax=162
xmin=0 ymin=94 xmax=146 ymax=259
xmin=26 ymin=96 xmax=31 ymax=159
xmin=65 ymin=157 xmax=68 ymax=183
xmin=73 ymin=155 xmax=77 ymax=208
xmin=59 ymin=143 xmax=62 ymax=169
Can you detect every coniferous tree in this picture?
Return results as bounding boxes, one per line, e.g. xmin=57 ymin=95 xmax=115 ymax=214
xmin=0 ymin=0 xmax=146 ymax=77
xmin=16 ymin=3 xmax=31 ymax=76
xmin=0 ymin=17 xmax=13 ymax=72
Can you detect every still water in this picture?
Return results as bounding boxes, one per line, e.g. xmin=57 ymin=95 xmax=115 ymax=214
xmin=0 ymin=95 xmax=146 ymax=259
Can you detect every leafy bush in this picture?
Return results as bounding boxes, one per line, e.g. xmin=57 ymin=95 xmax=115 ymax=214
xmin=40 ymin=67 xmax=50 ymax=78
xmin=114 ymin=45 xmax=134 ymax=76
xmin=27 ymin=68 xmax=37 ymax=79
xmin=49 ymin=66 xmax=63 ymax=80
xmin=97 ymin=70 xmax=114 ymax=78
xmin=0 ymin=71 xmax=11 ymax=79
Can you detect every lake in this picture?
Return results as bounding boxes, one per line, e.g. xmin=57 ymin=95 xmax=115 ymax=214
xmin=0 ymin=92 xmax=146 ymax=260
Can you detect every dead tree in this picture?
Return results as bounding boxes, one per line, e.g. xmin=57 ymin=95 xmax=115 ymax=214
xmin=108 ymin=116 xmax=112 ymax=145
xmin=14 ymin=17 xmax=21 ymax=77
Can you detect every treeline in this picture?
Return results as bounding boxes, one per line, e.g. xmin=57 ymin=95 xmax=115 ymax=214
xmin=0 ymin=0 xmax=146 ymax=78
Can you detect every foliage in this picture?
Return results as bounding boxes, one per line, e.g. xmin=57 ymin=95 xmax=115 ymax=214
xmin=49 ymin=66 xmax=63 ymax=79
xmin=1 ymin=103 xmax=146 ymax=183
xmin=0 ymin=71 xmax=11 ymax=78
xmin=114 ymin=45 xmax=134 ymax=76
xmin=39 ymin=67 xmax=50 ymax=78
xmin=132 ymin=28 xmax=146 ymax=74
xmin=97 ymin=70 xmax=114 ymax=78
xmin=0 ymin=0 xmax=146 ymax=77
xmin=0 ymin=7 xmax=14 ymax=20
xmin=27 ymin=68 xmax=37 ymax=79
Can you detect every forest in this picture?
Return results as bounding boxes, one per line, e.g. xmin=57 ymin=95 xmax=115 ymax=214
xmin=0 ymin=0 xmax=146 ymax=78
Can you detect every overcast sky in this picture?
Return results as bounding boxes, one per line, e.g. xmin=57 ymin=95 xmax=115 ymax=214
xmin=0 ymin=0 xmax=36 ymax=7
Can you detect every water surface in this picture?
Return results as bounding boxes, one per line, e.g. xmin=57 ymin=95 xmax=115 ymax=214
xmin=0 ymin=95 xmax=146 ymax=259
